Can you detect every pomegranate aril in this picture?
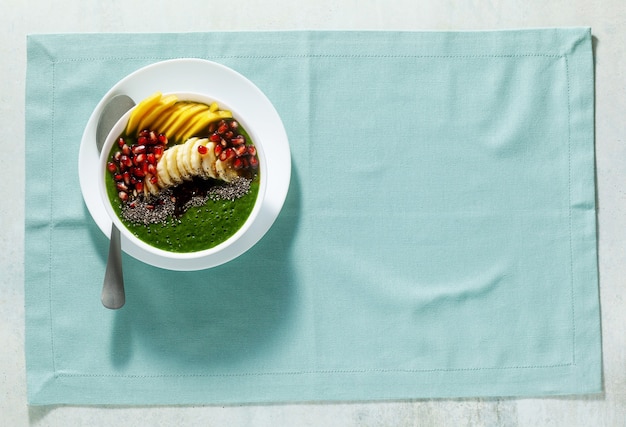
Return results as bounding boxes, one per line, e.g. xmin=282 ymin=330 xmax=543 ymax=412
xmin=134 ymin=153 xmax=146 ymax=165
xmin=118 ymin=191 xmax=128 ymax=201
xmin=217 ymin=122 xmax=229 ymax=134
xmin=247 ymin=146 xmax=257 ymax=156
xmin=197 ymin=145 xmax=208 ymax=155
xmin=122 ymin=144 xmax=131 ymax=156
xmin=214 ymin=144 xmax=223 ymax=156
xmin=153 ymin=146 xmax=164 ymax=159
xmin=234 ymin=144 xmax=247 ymax=157
xmin=135 ymin=181 xmax=144 ymax=192
xmin=209 ymin=133 xmax=221 ymax=143
xmin=139 ymin=129 xmax=150 ymax=138
xmin=116 ymin=182 xmax=128 ymax=192
xmin=137 ymin=135 xmax=148 ymax=145
xmin=233 ymin=158 xmax=244 ymax=169
xmin=149 ymin=175 xmax=158 ymax=184
xmin=118 ymin=137 xmax=126 ymax=148
xmin=157 ymin=133 xmax=168 ymax=144
xmin=219 ymin=148 xmax=235 ymax=161
xmin=147 ymin=153 xmax=156 ymax=164
xmin=123 ymin=171 xmax=131 ymax=185
xmin=249 ymin=156 xmax=259 ymax=169
xmin=114 ymin=151 xmax=122 ymax=161
xmin=147 ymin=164 xmax=157 ymax=175
xmin=231 ymin=135 xmax=245 ymax=145
xmin=132 ymin=144 xmax=146 ymax=154
xmin=114 ymin=173 xmax=123 ymax=181
xmin=149 ymin=131 xmax=157 ymax=144
xmin=229 ymin=120 xmax=239 ymax=130
xmin=132 ymin=167 xmax=145 ymax=178
xmin=107 ymin=162 xmax=117 ymax=173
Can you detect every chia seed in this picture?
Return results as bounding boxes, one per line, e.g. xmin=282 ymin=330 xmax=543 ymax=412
xmin=120 ymin=177 xmax=252 ymax=225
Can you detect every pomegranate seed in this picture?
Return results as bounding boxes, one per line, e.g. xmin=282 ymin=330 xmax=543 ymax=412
xmin=118 ymin=137 xmax=125 ymax=148
xmin=229 ymin=120 xmax=239 ymax=130
xmin=149 ymin=131 xmax=157 ymax=144
xmin=232 ymin=135 xmax=245 ymax=145
xmin=197 ymin=145 xmax=208 ymax=155
xmin=122 ymin=144 xmax=131 ymax=156
xmin=134 ymin=153 xmax=146 ymax=165
xmin=135 ymin=181 xmax=143 ymax=192
xmin=123 ymin=171 xmax=131 ymax=185
xmin=107 ymin=162 xmax=117 ymax=173
xmin=247 ymin=146 xmax=257 ymax=156
xmin=214 ymin=144 xmax=223 ymax=156
xmin=149 ymin=175 xmax=158 ymax=184
xmin=153 ymin=146 xmax=164 ymax=159
xmin=120 ymin=155 xmax=132 ymax=168
xmin=118 ymin=191 xmax=128 ymax=201
xmin=114 ymin=151 xmax=122 ymax=161
xmin=139 ymin=129 xmax=150 ymax=138
xmin=209 ymin=133 xmax=221 ymax=143
xmin=220 ymin=148 xmax=235 ymax=161
xmin=114 ymin=173 xmax=123 ymax=181
xmin=132 ymin=167 xmax=145 ymax=178
xmin=249 ymin=156 xmax=259 ymax=169
xmin=132 ymin=144 xmax=146 ymax=154
xmin=137 ymin=136 xmax=148 ymax=145
xmin=234 ymin=144 xmax=247 ymax=157
xmin=157 ymin=133 xmax=168 ymax=144
xmin=217 ymin=122 xmax=229 ymax=134
xmin=233 ymin=158 xmax=243 ymax=169
xmin=147 ymin=153 xmax=156 ymax=164
xmin=147 ymin=164 xmax=157 ymax=175
xmin=224 ymin=130 xmax=234 ymax=139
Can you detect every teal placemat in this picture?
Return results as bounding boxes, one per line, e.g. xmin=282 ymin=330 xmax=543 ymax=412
xmin=25 ymin=29 xmax=601 ymax=405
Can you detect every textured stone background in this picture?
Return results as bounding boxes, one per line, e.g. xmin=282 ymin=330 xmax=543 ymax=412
xmin=2 ymin=0 xmax=624 ymax=425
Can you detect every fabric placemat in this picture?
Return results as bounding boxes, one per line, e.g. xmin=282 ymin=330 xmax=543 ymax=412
xmin=25 ymin=29 xmax=600 ymax=405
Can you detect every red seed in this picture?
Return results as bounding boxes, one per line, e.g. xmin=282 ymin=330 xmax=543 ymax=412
xmin=118 ymin=191 xmax=128 ymax=201
xmin=209 ymin=133 xmax=221 ymax=143
xmin=132 ymin=144 xmax=146 ymax=155
xmin=229 ymin=120 xmax=239 ymax=130
xmin=137 ymin=136 xmax=148 ymax=145
xmin=214 ymin=144 xmax=223 ymax=156
xmin=123 ymin=171 xmax=131 ymax=185
xmin=249 ymin=156 xmax=259 ymax=169
xmin=234 ymin=144 xmax=247 ymax=157
xmin=149 ymin=175 xmax=158 ymax=184
xmin=219 ymin=148 xmax=234 ymax=161
xmin=139 ymin=129 xmax=150 ymax=138
xmin=134 ymin=153 xmax=146 ymax=165
xmin=132 ymin=167 xmax=145 ymax=178
xmin=233 ymin=158 xmax=244 ymax=169
xmin=197 ymin=145 xmax=208 ymax=155
xmin=147 ymin=153 xmax=156 ymax=164
xmin=149 ymin=131 xmax=158 ymax=144
xmin=157 ymin=133 xmax=168 ymax=145
xmin=147 ymin=164 xmax=157 ymax=175
xmin=135 ymin=181 xmax=143 ymax=192
xmin=232 ymin=135 xmax=245 ymax=145
xmin=107 ymin=162 xmax=117 ymax=173
xmin=217 ymin=122 xmax=229 ymax=134
xmin=114 ymin=173 xmax=123 ymax=181
xmin=117 ymin=137 xmax=125 ymax=148
xmin=247 ymin=146 xmax=257 ymax=156
xmin=122 ymin=144 xmax=131 ymax=156
xmin=114 ymin=151 xmax=122 ymax=161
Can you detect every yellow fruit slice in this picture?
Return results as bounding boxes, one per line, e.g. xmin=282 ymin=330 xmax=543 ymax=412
xmin=136 ymin=94 xmax=178 ymax=133
xmin=155 ymin=103 xmax=195 ymax=137
xmin=168 ymin=104 xmax=210 ymax=141
xmin=126 ymin=92 xmax=162 ymax=135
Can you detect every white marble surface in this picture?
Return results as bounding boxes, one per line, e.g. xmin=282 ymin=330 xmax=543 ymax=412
xmin=2 ymin=0 xmax=625 ymax=425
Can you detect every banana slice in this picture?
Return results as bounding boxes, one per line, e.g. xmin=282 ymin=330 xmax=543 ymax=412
xmin=187 ymin=138 xmax=209 ymax=176
xmin=201 ymin=142 xmax=218 ymax=179
xmin=215 ymin=159 xmax=238 ymax=182
xmin=176 ymin=141 xmax=193 ymax=180
xmin=168 ymin=104 xmax=209 ymax=141
xmin=165 ymin=145 xmax=183 ymax=184
xmin=156 ymin=151 xmax=173 ymax=188
xmin=144 ymin=174 xmax=160 ymax=196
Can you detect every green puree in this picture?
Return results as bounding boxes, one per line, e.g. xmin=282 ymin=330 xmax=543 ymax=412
xmin=105 ymin=120 xmax=260 ymax=253
xmin=106 ymin=178 xmax=259 ymax=253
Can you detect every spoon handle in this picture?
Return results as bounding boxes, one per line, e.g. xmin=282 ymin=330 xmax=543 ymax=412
xmin=101 ymin=224 xmax=125 ymax=309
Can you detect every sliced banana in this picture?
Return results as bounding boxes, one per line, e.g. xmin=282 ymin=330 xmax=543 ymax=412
xmin=165 ymin=145 xmax=183 ymax=184
xmin=156 ymin=151 xmax=173 ymax=187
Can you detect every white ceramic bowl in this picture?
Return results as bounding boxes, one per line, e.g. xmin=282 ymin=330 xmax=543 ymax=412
xmin=98 ymin=91 xmax=267 ymax=264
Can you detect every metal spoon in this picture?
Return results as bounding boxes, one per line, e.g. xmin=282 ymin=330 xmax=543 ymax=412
xmin=96 ymin=94 xmax=136 ymax=309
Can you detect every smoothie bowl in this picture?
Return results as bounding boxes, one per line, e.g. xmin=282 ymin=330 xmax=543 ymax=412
xmin=98 ymin=91 xmax=267 ymax=264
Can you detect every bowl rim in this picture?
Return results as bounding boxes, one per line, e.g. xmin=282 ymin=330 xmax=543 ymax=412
xmin=98 ymin=91 xmax=268 ymax=260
